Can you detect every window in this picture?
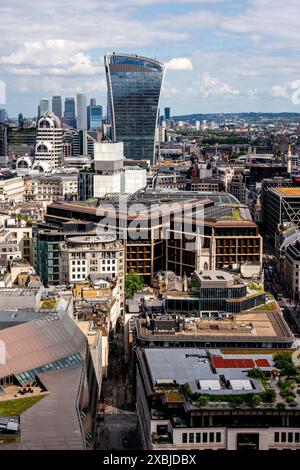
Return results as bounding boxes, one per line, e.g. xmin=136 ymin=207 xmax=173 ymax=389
xmin=281 ymin=433 xmax=286 ymax=443
xmin=274 ymin=432 xmax=279 ymax=443
xmin=189 ymin=433 xmax=194 ymax=443
xmin=202 ymin=433 xmax=207 ymax=443
xmin=209 ymin=433 xmax=215 ymax=443
xmin=216 ymin=432 xmax=221 ymax=443
xmin=196 ymin=433 xmax=201 ymax=443
xmin=182 ymin=433 xmax=187 ymax=444
xmin=288 ymin=433 xmax=293 ymax=443
xmin=295 ymin=433 xmax=300 ymax=443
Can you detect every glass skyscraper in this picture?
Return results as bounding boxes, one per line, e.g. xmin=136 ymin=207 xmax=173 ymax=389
xmin=52 ymin=95 xmax=62 ymax=118
xmin=105 ymin=53 xmax=165 ymax=161
xmin=64 ymin=98 xmax=76 ymax=128
xmin=89 ymin=105 xmax=103 ymax=131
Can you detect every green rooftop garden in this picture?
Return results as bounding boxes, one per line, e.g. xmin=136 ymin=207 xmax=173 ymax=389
xmin=0 ymin=395 xmax=45 ymax=416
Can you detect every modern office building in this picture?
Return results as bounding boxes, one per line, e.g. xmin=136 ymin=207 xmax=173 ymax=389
xmin=89 ymin=105 xmax=103 ymax=131
xmin=33 ymin=112 xmax=63 ymax=171
xmin=164 ymin=270 xmax=265 ymax=315
xmin=52 ymin=95 xmax=62 ymax=118
xmin=76 ymin=93 xmax=87 ymax=130
xmin=0 ymin=123 xmax=8 ymax=157
xmin=44 ymin=196 xmax=209 ymax=284
xmin=64 ymin=98 xmax=76 ymax=128
xmin=39 ymin=99 xmax=49 ymax=117
xmin=72 ymin=130 xmax=96 ymax=157
xmin=134 ymin=309 xmax=294 ymax=350
xmin=136 ymin=348 xmax=300 ymax=450
xmin=264 ymin=187 xmax=300 ymax=239
xmin=0 ymin=310 xmax=101 ymax=449
xmin=78 ymin=141 xmax=147 ymax=200
xmin=166 ymin=195 xmax=263 ymax=277
xmin=0 ymin=109 xmax=7 ymax=124
xmin=105 ymin=52 xmax=165 ymax=161
xmin=32 ymin=221 xmax=94 ymax=285
xmin=164 ymin=107 xmax=171 ymax=120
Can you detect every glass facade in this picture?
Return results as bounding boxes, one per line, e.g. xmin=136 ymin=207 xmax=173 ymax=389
xmin=89 ymin=105 xmax=102 ymax=131
xmin=15 ymin=353 xmax=83 ymax=385
xmin=105 ymin=53 xmax=164 ymax=161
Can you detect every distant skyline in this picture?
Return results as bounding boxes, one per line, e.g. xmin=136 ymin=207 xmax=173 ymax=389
xmin=1 ymin=0 xmax=300 ymax=116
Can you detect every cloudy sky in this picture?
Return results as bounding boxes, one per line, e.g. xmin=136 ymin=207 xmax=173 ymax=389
xmin=1 ymin=0 xmax=300 ymax=117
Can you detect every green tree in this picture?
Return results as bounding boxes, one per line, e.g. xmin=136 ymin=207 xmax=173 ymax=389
xmin=125 ymin=271 xmax=145 ymax=299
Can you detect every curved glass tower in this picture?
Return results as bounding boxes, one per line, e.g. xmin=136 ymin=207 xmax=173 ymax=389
xmin=105 ymin=53 xmax=165 ymax=161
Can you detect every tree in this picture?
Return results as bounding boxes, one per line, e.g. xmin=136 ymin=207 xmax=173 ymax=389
xmin=125 ymin=271 xmax=145 ymax=299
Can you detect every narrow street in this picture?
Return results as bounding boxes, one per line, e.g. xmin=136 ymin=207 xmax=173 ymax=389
xmin=96 ymin=324 xmax=141 ymax=450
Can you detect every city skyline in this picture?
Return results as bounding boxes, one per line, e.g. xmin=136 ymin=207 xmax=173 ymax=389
xmin=1 ymin=0 xmax=300 ymax=116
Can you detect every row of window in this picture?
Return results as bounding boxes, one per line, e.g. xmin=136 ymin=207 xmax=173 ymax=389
xmin=274 ymin=432 xmax=300 ymax=444
xmin=182 ymin=432 xmax=222 ymax=444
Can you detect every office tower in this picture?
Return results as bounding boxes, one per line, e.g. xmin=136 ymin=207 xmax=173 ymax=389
xmin=39 ymin=99 xmax=49 ymax=116
xmin=105 ymin=52 xmax=165 ymax=161
xmin=34 ymin=112 xmax=63 ymax=171
xmin=87 ymin=98 xmax=96 ymax=129
xmin=89 ymin=105 xmax=103 ymax=131
xmin=18 ymin=113 xmax=24 ymax=127
xmin=76 ymin=93 xmax=87 ymax=130
xmin=52 ymin=95 xmax=62 ymax=118
xmin=0 ymin=109 xmax=7 ymax=123
xmin=0 ymin=124 xmax=8 ymax=156
xmin=64 ymin=97 xmax=76 ymax=128
xmin=164 ymin=107 xmax=171 ymax=120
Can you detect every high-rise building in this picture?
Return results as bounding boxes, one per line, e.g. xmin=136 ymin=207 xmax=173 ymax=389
xmin=64 ymin=98 xmax=76 ymax=128
xmin=89 ymin=105 xmax=103 ymax=131
xmin=164 ymin=107 xmax=171 ymax=120
xmin=52 ymin=95 xmax=62 ymax=118
xmin=87 ymin=98 xmax=98 ymax=129
xmin=0 ymin=109 xmax=7 ymax=123
xmin=33 ymin=112 xmax=63 ymax=172
xmin=0 ymin=124 xmax=8 ymax=157
xmin=39 ymin=99 xmax=49 ymax=117
xmin=105 ymin=53 xmax=165 ymax=161
xmin=76 ymin=93 xmax=87 ymax=130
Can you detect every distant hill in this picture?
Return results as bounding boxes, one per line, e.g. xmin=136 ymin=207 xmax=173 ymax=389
xmin=172 ymin=112 xmax=300 ymax=122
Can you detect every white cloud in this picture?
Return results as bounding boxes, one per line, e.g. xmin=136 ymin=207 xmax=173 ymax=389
xmin=271 ymin=85 xmax=288 ymax=98
xmin=165 ymin=58 xmax=193 ymax=71
xmin=198 ymin=73 xmax=240 ymax=98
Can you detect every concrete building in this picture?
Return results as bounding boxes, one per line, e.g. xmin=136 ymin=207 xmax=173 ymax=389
xmin=136 ymin=348 xmax=300 ymax=450
xmin=0 ymin=218 xmax=32 ymax=263
xmin=284 ymin=240 xmax=300 ymax=300
xmin=35 ymin=173 xmax=78 ymax=202
xmin=33 ymin=112 xmax=63 ymax=172
xmin=59 ymin=234 xmax=124 ymax=316
xmin=0 ymin=170 xmax=25 ymax=201
xmin=78 ymin=141 xmax=147 ymax=200
xmin=76 ymin=94 xmax=87 ymax=130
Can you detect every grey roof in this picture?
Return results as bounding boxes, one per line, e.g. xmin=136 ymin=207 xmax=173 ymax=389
xmin=3 ymin=366 xmax=85 ymax=450
xmin=0 ymin=312 xmax=86 ymax=379
xmin=0 ymin=309 xmax=51 ymax=330
xmin=144 ymin=349 xmax=266 ymax=394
